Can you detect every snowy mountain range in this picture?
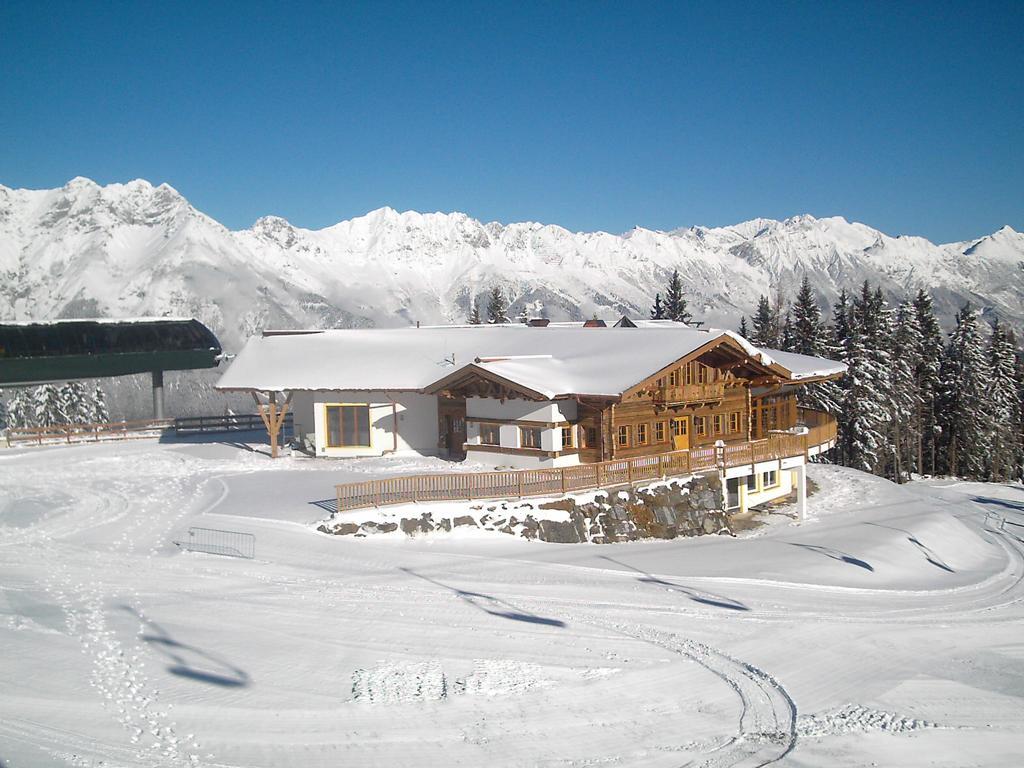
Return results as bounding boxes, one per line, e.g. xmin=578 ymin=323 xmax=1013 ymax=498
xmin=2 ymin=177 xmax=1023 ymax=352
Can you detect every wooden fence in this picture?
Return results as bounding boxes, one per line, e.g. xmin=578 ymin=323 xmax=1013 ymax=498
xmin=335 ymin=414 xmax=839 ymax=513
xmin=4 ymin=412 xmax=294 ymax=447
xmin=173 ymin=413 xmax=293 ymax=436
xmin=4 ymin=418 xmax=174 ymax=446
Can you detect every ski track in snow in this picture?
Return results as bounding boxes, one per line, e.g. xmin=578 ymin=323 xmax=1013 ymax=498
xmin=2 ymin=447 xmax=1023 ymax=766
xmin=6 ymin=452 xmax=212 ymax=767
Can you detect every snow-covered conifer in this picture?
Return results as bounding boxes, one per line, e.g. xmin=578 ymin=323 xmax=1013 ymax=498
xmin=663 ymin=270 xmax=692 ymax=324
xmin=913 ymin=289 xmax=944 ymax=475
xmin=90 ymin=384 xmax=110 ymax=424
xmin=468 ymin=298 xmax=481 ymax=324
xmin=738 ymin=315 xmax=749 ymax=339
xmin=650 ymin=293 xmax=665 ymax=320
xmin=939 ymin=304 xmax=993 ymax=477
xmin=486 ymin=287 xmax=509 ymax=324
xmin=987 ymin=319 xmax=1021 ymax=481
xmin=59 ymin=381 xmax=90 ymax=425
xmin=750 ymin=295 xmax=779 ymax=348
xmin=33 ymin=384 xmax=64 ymax=428
xmin=781 ymin=312 xmax=796 ymax=352
xmin=888 ymin=300 xmax=923 ymax=481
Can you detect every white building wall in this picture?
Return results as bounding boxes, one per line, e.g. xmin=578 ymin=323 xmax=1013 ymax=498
xmin=464 ymin=396 xmax=580 ymax=469
xmin=465 ymin=397 xmax=576 ymax=423
xmin=290 ymin=390 xmax=439 ymax=458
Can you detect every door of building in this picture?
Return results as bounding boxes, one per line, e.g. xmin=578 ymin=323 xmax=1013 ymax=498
xmin=671 ymin=416 xmax=689 ymax=451
xmin=443 ymin=414 xmax=466 ymax=460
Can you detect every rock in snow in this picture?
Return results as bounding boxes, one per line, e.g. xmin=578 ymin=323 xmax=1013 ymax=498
xmin=2 ymin=177 xmax=1022 ymax=352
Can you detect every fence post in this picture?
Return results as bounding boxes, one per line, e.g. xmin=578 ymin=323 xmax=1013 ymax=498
xmin=561 ymin=468 xmax=567 ymax=494
xmin=626 ymin=459 xmax=633 ymax=485
xmin=597 ymin=463 xmax=604 ymax=488
xmin=518 ymin=472 xmax=524 ymax=498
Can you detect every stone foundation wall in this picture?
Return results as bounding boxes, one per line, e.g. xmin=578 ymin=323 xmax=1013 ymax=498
xmin=318 ymin=472 xmax=730 ymax=544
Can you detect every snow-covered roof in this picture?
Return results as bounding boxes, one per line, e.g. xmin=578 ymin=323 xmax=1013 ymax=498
xmin=758 ymin=348 xmax=848 ymax=381
xmin=216 ymin=325 xmax=845 ymax=397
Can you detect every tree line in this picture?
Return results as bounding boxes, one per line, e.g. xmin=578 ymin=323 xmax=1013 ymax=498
xmin=740 ymin=277 xmax=1024 ymax=483
xmin=0 ymin=382 xmax=109 ymax=430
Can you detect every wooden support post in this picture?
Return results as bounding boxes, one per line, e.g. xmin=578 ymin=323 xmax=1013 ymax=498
xmin=517 ymin=472 xmax=524 ymax=498
xmin=561 ymin=468 xmax=567 ymax=494
xmin=266 ymin=392 xmax=279 ymax=459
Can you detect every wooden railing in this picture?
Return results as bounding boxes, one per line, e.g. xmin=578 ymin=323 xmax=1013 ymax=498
xmin=4 ymin=412 xmax=297 ymax=447
xmin=654 ymin=381 xmax=725 ymax=405
xmin=4 ymin=418 xmax=174 ymax=447
xmin=334 ymin=411 xmax=839 ymax=512
xmin=174 ymin=413 xmax=293 ymax=436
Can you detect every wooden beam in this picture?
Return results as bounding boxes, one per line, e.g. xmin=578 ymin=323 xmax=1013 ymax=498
xmin=268 ymin=392 xmax=279 ymax=459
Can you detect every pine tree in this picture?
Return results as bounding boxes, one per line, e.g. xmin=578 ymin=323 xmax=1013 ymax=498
xmin=90 ymin=384 xmax=110 ymax=424
xmin=843 ymin=319 xmax=888 ymax=473
xmin=468 ymin=298 xmax=482 ymax=324
xmin=1015 ymin=351 xmax=1024 ymax=480
xmin=650 ymin=293 xmax=665 ymax=320
xmin=750 ymin=295 xmax=780 ymax=348
xmin=0 ymin=389 xmax=8 ymax=430
xmin=913 ymin=289 xmax=944 ymax=475
xmin=791 ymin=276 xmax=823 ymax=356
xmin=59 ymin=381 xmax=89 ymax=424
xmin=6 ymin=388 xmax=34 ymax=428
xmin=33 ymin=384 xmax=64 ymax=428
xmin=486 ymin=287 xmax=509 ymax=324
xmin=781 ymin=312 xmax=796 ymax=352
xmin=516 ymin=306 xmax=529 ymax=324
xmin=939 ymin=304 xmax=993 ymax=478
xmin=987 ymin=319 xmax=1021 ymax=481
xmin=829 ymin=290 xmax=853 ymax=465
xmin=842 ymin=283 xmax=891 ymax=474
xmin=663 ymin=270 xmax=692 ymax=324
xmin=888 ymin=301 xmax=923 ymax=481
xmin=738 ymin=315 xmax=749 ymax=338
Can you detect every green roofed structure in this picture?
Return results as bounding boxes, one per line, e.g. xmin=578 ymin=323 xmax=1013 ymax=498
xmin=0 ymin=318 xmax=223 ymax=418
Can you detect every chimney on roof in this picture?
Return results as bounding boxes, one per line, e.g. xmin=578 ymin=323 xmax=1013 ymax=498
xmin=583 ymin=319 xmax=607 ymax=328
xmin=528 ymin=318 xmax=550 ymax=327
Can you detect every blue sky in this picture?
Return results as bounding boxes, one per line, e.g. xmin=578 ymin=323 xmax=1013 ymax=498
xmin=1 ymin=1 xmax=1021 ymax=242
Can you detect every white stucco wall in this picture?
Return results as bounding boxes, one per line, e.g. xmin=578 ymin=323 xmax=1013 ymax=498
xmin=289 ymin=390 xmax=439 ymax=458
xmin=463 ymin=396 xmax=580 ymax=469
xmin=466 ymin=447 xmax=581 ymax=470
xmin=465 ymin=397 xmax=576 ymax=423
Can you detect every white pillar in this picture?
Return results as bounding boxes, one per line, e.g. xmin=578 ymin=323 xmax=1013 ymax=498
xmin=795 ymin=463 xmax=807 ymax=521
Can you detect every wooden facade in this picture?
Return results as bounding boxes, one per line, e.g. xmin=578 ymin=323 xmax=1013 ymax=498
xmin=431 ymin=335 xmax=832 ymax=466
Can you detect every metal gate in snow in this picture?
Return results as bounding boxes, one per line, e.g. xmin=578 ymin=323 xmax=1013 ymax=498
xmin=176 ymin=527 xmax=255 ymax=559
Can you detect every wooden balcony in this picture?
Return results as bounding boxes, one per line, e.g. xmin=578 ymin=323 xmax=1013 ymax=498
xmin=654 ymin=381 xmax=725 ymax=406
xmin=333 ymin=410 xmax=839 ymax=512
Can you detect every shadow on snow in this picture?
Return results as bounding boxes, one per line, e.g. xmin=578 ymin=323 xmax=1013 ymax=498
xmin=863 ymin=522 xmax=955 ymax=573
xmin=121 ymin=606 xmax=251 ymax=687
xmin=398 ymin=567 xmax=567 ymax=628
xmin=786 ymin=542 xmax=875 ymax=572
xmin=598 ymin=555 xmax=750 ymax=611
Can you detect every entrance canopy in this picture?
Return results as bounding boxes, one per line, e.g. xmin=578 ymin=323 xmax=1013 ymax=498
xmin=0 ymin=318 xmax=222 ymax=386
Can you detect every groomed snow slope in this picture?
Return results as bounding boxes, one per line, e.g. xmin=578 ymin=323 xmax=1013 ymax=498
xmin=1 ymin=440 xmax=1023 ymax=767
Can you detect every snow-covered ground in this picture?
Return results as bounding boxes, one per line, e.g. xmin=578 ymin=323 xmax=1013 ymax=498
xmin=1 ymin=438 xmax=1023 ymax=767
